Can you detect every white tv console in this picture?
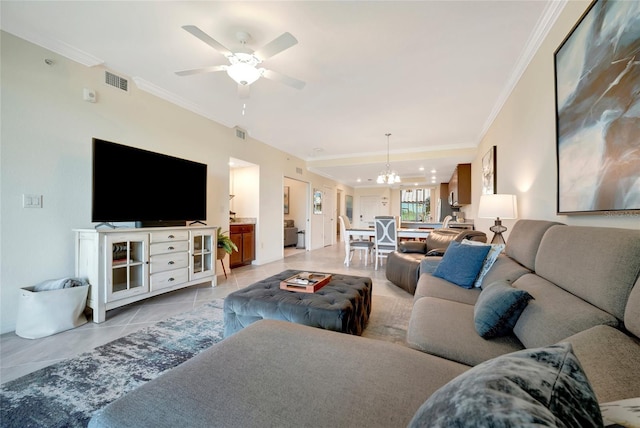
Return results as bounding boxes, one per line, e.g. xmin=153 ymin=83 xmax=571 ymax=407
xmin=74 ymin=226 xmax=217 ymax=323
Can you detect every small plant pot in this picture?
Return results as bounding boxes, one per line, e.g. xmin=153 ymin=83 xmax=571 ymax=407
xmin=217 ymin=247 xmax=227 ymax=260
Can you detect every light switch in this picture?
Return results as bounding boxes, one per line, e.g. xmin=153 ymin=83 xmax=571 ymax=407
xmin=23 ymin=194 xmax=43 ymax=208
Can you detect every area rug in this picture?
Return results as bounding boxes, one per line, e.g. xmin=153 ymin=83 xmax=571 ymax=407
xmin=361 ymin=295 xmax=414 ymax=345
xmin=0 ymin=294 xmax=413 ymax=428
xmin=0 ymin=299 xmax=226 ymax=428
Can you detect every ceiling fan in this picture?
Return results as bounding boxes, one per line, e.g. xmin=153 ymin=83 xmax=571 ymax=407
xmin=176 ymin=25 xmax=306 ymax=98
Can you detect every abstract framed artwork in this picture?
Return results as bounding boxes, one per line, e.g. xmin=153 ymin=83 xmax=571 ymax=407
xmin=554 ymin=0 xmax=640 ymax=214
xmin=313 ymin=189 xmax=322 ymax=214
xmin=345 ymin=195 xmax=353 ymax=223
xmin=482 ymin=146 xmax=496 ymax=195
xmin=284 ymin=186 xmax=290 ymax=214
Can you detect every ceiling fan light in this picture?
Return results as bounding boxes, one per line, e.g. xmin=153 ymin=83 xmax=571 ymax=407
xmin=227 ymin=63 xmax=262 ymax=86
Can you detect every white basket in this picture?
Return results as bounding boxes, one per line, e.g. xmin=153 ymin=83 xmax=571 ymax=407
xmin=15 ymin=285 xmax=89 ymax=339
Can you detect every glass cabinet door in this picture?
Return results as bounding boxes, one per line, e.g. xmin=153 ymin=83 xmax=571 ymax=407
xmin=105 ymin=233 xmax=149 ymax=302
xmin=191 ymin=229 xmax=215 ymax=281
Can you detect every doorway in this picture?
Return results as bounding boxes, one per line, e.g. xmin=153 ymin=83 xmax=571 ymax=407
xmin=284 ymin=176 xmax=310 ymax=255
xmin=359 ymin=195 xmax=380 ymax=227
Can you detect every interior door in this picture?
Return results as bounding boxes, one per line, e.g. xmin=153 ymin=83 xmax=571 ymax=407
xmin=323 ymin=186 xmax=334 ymax=247
xmin=359 ymin=196 xmax=380 ymax=227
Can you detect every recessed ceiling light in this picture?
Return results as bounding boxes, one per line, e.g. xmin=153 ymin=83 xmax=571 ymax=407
xmin=419 ymin=167 xmax=424 ymax=171
xmin=357 ymin=178 xmax=361 ymax=182
xmin=432 ymin=175 xmax=436 ymax=180
xmin=431 ymin=169 xmax=437 ymax=174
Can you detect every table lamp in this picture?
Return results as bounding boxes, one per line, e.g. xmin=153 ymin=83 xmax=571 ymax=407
xmin=478 ymin=194 xmax=518 ymax=244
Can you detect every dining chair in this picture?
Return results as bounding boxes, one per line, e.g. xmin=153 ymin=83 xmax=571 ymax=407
xmin=374 ymin=216 xmax=398 ymax=270
xmin=339 ymin=215 xmax=374 ymax=266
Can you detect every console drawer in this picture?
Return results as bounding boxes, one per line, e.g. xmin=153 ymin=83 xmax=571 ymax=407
xmin=149 ymin=241 xmax=189 ymax=256
xmin=150 ymin=268 xmax=189 ymax=292
xmin=149 ymin=230 xmax=189 ymax=243
xmin=149 ymin=252 xmax=189 ymax=274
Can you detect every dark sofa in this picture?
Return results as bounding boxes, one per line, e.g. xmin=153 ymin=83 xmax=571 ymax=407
xmin=385 ymin=228 xmax=487 ymax=294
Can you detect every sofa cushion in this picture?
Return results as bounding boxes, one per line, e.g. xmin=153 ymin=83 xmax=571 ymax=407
xmin=89 ymin=320 xmax=470 ymax=428
xmin=408 ymin=343 xmax=603 ymax=428
xmin=474 ymin=280 xmax=533 ymax=339
xmin=399 ymin=241 xmax=427 ymax=253
xmin=425 ymin=228 xmax=462 ymax=253
xmin=564 ymin=325 xmax=640 ymax=403
xmin=461 ymin=240 xmax=505 ymax=287
xmin=535 ymin=225 xmax=640 ymax=321
xmin=478 ymin=254 xmax=531 ymax=288
xmin=505 ymin=220 xmax=564 ymax=271
xmin=407 ymin=297 xmax=523 ymax=366
xmin=513 ymin=273 xmax=619 ymax=348
xmin=432 ymin=242 xmax=491 ymax=289
xmin=625 ymin=276 xmax=640 ymax=338
xmin=414 ymin=273 xmax=481 ymax=305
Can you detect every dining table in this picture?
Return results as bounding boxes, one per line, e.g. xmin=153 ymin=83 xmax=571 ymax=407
xmin=343 ymin=227 xmax=432 ymax=266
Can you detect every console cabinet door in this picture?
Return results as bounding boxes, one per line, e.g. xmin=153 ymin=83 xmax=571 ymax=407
xmin=105 ymin=233 xmax=149 ymax=302
xmin=190 ymin=228 xmax=216 ymax=281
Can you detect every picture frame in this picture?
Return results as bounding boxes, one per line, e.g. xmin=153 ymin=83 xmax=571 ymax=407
xmin=482 ymin=146 xmax=496 ymax=195
xmin=284 ymin=186 xmax=290 ymax=214
xmin=554 ymin=0 xmax=640 ymax=214
xmin=345 ymin=195 xmax=353 ymax=223
xmin=313 ymin=189 xmax=322 ymax=214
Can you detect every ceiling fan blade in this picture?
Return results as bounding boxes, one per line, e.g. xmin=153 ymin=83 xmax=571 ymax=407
xmin=182 ymin=25 xmax=233 ymax=57
xmin=175 ymin=65 xmax=227 ymax=76
xmin=254 ymin=32 xmax=298 ymax=60
xmin=238 ymin=84 xmax=250 ymax=99
xmin=262 ymin=69 xmax=306 ymax=90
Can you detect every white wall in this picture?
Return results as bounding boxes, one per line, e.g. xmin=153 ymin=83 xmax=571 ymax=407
xmin=0 ymin=32 xmax=352 ymax=333
xmin=465 ymin=1 xmax=639 ymax=238
xmin=352 ymin=2 xmax=639 ymax=238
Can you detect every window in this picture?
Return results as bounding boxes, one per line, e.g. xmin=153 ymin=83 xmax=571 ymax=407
xmin=401 ymin=188 xmax=431 ymax=222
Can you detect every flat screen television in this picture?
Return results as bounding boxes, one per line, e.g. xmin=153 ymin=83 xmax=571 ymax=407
xmin=92 ymin=138 xmax=207 ymax=226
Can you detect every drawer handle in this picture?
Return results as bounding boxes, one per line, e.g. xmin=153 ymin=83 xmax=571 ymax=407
xmin=168 ymin=246 xmax=174 ymax=250
xmin=168 ymin=235 xmax=175 ymax=239
xmin=168 ymin=277 xmax=175 ymax=282
xmin=168 ymin=261 xmax=175 ymax=265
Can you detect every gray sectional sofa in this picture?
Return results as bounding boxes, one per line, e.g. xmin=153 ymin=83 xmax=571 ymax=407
xmin=408 ymin=219 xmax=640 ymax=403
xmin=90 ymin=220 xmax=640 ymax=427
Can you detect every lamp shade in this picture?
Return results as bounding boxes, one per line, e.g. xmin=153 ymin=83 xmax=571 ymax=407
xmin=478 ymin=194 xmax=518 ymax=219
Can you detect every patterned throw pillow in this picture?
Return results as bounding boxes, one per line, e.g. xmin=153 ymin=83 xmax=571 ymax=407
xmin=432 ymin=241 xmax=491 ymax=289
xmin=408 ymin=343 xmax=603 ymax=428
xmin=461 ymin=239 xmax=505 ymax=287
xmin=473 ymin=280 xmax=533 ymax=338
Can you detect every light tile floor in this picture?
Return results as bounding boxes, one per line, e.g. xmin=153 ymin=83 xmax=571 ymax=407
xmin=0 ymin=242 xmax=410 ymax=384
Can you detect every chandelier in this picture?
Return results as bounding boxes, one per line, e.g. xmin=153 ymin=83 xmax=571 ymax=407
xmin=377 ymin=133 xmax=401 ymax=184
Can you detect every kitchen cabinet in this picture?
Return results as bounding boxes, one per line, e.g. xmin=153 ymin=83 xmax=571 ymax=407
xmin=230 ymin=223 xmax=255 ymax=268
xmin=448 ymin=163 xmax=471 ymax=207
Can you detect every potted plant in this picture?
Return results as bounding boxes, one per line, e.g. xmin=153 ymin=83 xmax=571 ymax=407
xmin=217 ymin=229 xmax=238 ymax=259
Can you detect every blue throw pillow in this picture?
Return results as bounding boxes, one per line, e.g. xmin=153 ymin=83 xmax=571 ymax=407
xmin=408 ymin=343 xmax=603 ymax=428
xmin=474 ymin=280 xmax=533 ymax=338
xmin=432 ymin=241 xmax=491 ymax=289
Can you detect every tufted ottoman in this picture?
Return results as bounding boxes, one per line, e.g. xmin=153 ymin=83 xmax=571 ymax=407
xmin=223 ymin=270 xmax=372 ymax=337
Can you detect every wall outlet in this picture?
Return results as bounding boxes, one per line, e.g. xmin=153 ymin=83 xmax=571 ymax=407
xmin=23 ymin=194 xmax=42 ymax=208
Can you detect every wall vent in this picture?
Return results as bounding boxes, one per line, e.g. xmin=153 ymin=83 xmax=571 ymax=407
xmin=235 ymin=128 xmax=246 ymax=140
xmin=296 ymin=167 xmax=303 ymax=175
xmin=105 ymin=71 xmax=129 ymax=92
